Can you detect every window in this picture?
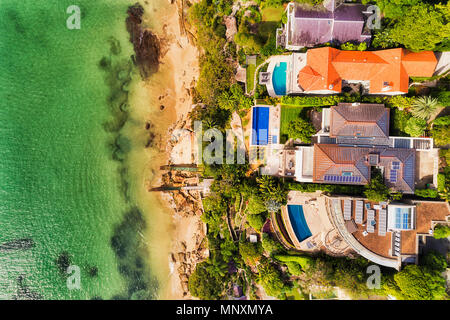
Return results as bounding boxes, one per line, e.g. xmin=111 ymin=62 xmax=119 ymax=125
xmin=342 ymin=172 xmax=353 ymax=177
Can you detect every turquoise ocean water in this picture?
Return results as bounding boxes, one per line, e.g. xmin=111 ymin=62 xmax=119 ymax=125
xmin=0 ymin=0 xmax=158 ymax=299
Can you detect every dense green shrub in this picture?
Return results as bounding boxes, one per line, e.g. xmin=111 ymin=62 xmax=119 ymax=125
xmin=432 ymin=116 xmax=450 ymax=146
xmin=286 ymin=118 xmax=316 ymax=142
xmin=433 ymin=224 xmax=450 ymax=239
xmin=415 ymin=188 xmax=439 ymax=198
xmin=364 ymin=171 xmax=390 ymax=202
xmin=247 ymin=212 xmax=267 ymax=231
xmin=261 ymin=233 xmax=285 ymax=254
xmin=189 ymin=261 xmax=225 ymax=300
xmin=256 ymin=258 xmax=290 ymax=298
xmin=404 ymin=117 xmax=427 ymax=137
xmin=247 ymin=195 xmax=267 ymax=215
xmin=287 ymin=181 xmax=364 ymax=196
xmin=273 ymin=254 xmax=313 ymax=270
xmin=239 ymin=241 xmax=263 ymax=266
xmin=340 ymin=42 xmax=367 ymax=51
xmin=436 ymin=90 xmax=450 ymax=106
xmin=385 ymin=264 xmax=447 ymax=300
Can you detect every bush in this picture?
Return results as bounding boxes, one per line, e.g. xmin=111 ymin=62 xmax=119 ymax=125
xmin=404 ymin=117 xmax=427 ymax=137
xmin=436 ymin=90 xmax=450 ymax=106
xmin=189 ymin=261 xmax=225 ymax=300
xmin=422 ymin=251 xmax=447 ymax=272
xmin=389 ymin=264 xmax=447 ymax=300
xmin=433 ymin=224 xmax=450 ymax=239
xmin=261 ymin=233 xmax=285 ymax=254
xmin=281 ymin=95 xmax=343 ymax=107
xmin=432 ymin=123 xmax=450 ymax=146
xmin=257 ymin=259 xmax=289 ymax=298
xmin=364 ymin=171 xmax=390 ymax=202
xmin=239 ymin=241 xmax=263 ymax=266
xmin=415 ymin=188 xmax=439 ymax=198
xmin=273 ymin=254 xmax=313 ymax=270
xmin=340 ymin=42 xmax=367 ymax=51
xmin=286 ymin=118 xmax=316 ymax=142
xmin=386 ymin=96 xmax=414 ymax=109
xmin=247 ymin=195 xmax=267 ymax=215
xmin=287 ymin=182 xmax=364 ymax=196
xmin=284 ymin=261 xmax=303 ymax=276
xmin=247 ymin=212 xmax=267 ymax=231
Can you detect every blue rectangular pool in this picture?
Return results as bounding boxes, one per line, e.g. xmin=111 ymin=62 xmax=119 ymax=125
xmin=287 ymin=205 xmax=312 ymax=242
xmin=252 ymin=106 xmax=269 ymax=145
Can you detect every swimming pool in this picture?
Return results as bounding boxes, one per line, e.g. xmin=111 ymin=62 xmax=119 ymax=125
xmin=272 ymin=62 xmax=287 ymax=96
xmin=287 ymin=205 xmax=312 ymax=242
xmin=251 ymin=106 xmax=269 ymax=145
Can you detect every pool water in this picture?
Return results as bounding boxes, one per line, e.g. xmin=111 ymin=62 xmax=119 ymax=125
xmin=287 ymin=205 xmax=312 ymax=242
xmin=251 ymin=106 xmax=269 ymax=145
xmin=272 ymin=62 xmax=287 ymax=96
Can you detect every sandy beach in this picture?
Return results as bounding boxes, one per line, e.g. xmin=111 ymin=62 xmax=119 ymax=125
xmin=137 ymin=0 xmax=203 ymax=299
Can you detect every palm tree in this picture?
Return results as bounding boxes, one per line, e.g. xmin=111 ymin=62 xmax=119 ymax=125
xmin=217 ymin=91 xmax=237 ymax=111
xmin=411 ymin=96 xmax=441 ymax=120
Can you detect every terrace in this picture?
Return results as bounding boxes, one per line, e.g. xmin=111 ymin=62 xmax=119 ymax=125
xmin=328 ymin=197 xmax=450 ymax=268
xmin=281 ymin=191 xmax=335 ymax=251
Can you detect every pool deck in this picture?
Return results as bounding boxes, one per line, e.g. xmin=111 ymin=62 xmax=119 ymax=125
xmin=266 ymin=53 xmax=307 ymax=97
xmin=282 ymin=191 xmax=335 ymax=251
xmin=266 ymin=55 xmax=290 ymax=97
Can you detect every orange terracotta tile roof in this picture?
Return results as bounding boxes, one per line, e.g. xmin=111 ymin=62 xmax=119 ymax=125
xmin=297 ymin=47 xmax=437 ymax=94
xmin=313 ymin=144 xmax=416 ymax=193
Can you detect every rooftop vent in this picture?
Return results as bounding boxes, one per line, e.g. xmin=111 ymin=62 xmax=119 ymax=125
xmin=368 ymin=154 xmax=379 ymax=166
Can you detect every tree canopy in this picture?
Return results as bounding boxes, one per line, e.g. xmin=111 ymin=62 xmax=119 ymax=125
xmin=364 ymin=172 xmax=390 ymax=202
xmin=433 ymin=224 xmax=450 ymax=239
xmin=189 ymin=261 xmax=225 ymax=300
xmin=389 ymin=264 xmax=447 ymax=300
xmin=286 ymin=118 xmax=316 ymax=143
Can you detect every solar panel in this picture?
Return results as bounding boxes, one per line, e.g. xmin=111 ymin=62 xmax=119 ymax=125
xmin=324 ymin=175 xmax=362 ymax=183
xmin=392 ymin=161 xmax=400 ymax=169
xmin=390 ymin=169 xmax=397 ymax=182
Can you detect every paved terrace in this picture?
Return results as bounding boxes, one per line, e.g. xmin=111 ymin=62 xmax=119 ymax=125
xmin=401 ymin=201 xmax=450 ymax=256
xmin=280 ymin=192 xmax=349 ymax=253
xmin=326 ymin=196 xmax=401 ymax=270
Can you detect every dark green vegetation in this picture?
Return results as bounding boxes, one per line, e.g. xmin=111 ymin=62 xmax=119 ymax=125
xmin=365 ymin=0 xmax=450 ymax=52
xmin=286 ymin=118 xmax=316 ymax=143
xmin=433 ymin=224 xmax=450 ymax=239
xmin=364 ymin=170 xmax=392 ymax=202
xmin=383 ymin=252 xmax=448 ymax=300
xmin=234 ymin=1 xmax=286 ymax=57
xmin=279 ymin=106 xmax=316 ymax=143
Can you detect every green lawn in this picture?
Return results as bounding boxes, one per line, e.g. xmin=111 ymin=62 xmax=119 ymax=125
xmin=246 ymin=63 xmax=256 ymax=93
xmin=280 ymin=106 xmax=311 ymax=143
xmin=285 ymin=287 xmax=307 ymax=300
xmin=258 ymin=6 xmax=284 ymax=41
xmin=246 ymin=57 xmax=266 ymax=93
xmin=261 ymin=6 xmax=284 ymax=22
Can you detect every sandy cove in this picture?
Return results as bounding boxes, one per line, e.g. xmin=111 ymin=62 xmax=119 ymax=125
xmin=140 ymin=0 xmax=204 ymax=299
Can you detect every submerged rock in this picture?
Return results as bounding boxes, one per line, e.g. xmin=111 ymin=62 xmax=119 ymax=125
xmin=126 ymin=3 xmax=161 ymax=79
xmin=0 ymin=238 xmax=34 ymax=252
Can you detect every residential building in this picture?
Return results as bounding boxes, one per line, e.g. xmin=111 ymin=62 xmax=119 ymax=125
xmin=277 ymin=0 xmax=372 ymax=50
xmin=260 ymin=103 xmax=436 ymax=194
xmin=263 ymin=48 xmax=438 ymax=96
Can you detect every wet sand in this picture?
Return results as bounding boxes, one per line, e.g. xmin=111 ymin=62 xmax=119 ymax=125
xmin=125 ymin=0 xmax=201 ymax=299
